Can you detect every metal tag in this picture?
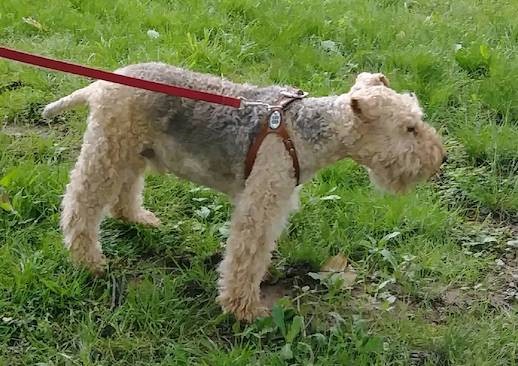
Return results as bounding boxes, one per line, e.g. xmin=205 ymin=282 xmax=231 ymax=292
xmin=268 ymin=110 xmax=282 ymax=129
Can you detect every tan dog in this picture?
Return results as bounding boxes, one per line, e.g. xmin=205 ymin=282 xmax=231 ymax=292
xmin=43 ymin=64 xmax=446 ymax=321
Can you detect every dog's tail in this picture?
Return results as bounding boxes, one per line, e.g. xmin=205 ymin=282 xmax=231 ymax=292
xmin=42 ymin=83 xmax=95 ymax=119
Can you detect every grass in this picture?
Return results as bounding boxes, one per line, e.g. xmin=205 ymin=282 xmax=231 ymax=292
xmin=1 ymin=0 xmax=517 ymax=364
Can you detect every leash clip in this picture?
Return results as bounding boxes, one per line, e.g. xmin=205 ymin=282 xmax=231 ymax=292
xmin=239 ymin=89 xmax=308 ymax=110
xmin=238 ymin=97 xmax=273 ymax=109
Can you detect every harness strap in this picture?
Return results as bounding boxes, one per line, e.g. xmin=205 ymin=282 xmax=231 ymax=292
xmin=244 ymin=94 xmax=304 ymax=185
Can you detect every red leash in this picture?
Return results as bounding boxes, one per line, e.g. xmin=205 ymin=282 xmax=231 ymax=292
xmin=0 ymin=46 xmax=242 ymax=108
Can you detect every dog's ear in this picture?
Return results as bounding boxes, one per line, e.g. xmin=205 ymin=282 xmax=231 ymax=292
xmin=350 ymin=91 xmax=384 ymax=122
xmin=351 ymin=97 xmax=363 ymax=115
xmin=376 ymin=73 xmax=390 ymax=87
xmin=350 ymin=96 xmax=372 ymax=122
xmin=354 ymin=72 xmax=390 ymax=88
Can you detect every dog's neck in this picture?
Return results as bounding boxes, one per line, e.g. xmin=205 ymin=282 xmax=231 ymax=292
xmin=288 ymin=94 xmax=362 ymax=182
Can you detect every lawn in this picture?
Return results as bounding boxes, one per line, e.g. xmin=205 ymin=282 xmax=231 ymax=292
xmin=1 ymin=0 xmax=517 ymax=365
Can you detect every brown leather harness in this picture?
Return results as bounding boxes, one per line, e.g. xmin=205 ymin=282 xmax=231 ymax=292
xmin=244 ymin=91 xmax=306 ymax=185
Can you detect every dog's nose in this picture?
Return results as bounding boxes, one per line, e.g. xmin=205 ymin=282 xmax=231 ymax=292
xmin=442 ymin=155 xmax=448 ymax=164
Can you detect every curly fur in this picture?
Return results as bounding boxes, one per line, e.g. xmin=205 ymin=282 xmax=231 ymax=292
xmin=43 ymin=63 xmax=446 ymax=321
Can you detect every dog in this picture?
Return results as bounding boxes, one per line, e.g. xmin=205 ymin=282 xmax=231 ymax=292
xmin=42 ymin=63 xmax=446 ymax=321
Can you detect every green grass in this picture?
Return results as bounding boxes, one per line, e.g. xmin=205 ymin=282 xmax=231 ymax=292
xmin=1 ymin=0 xmax=518 ymax=364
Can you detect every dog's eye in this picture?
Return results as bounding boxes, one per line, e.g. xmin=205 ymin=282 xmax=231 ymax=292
xmin=407 ymin=126 xmax=416 ymax=133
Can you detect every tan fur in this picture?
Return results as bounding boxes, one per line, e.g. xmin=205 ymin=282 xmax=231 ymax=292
xmin=43 ymin=66 xmax=446 ymax=321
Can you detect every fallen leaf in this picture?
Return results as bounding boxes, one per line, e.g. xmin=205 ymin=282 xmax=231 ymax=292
xmin=321 ymin=254 xmax=348 ymax=272
xmin=22 ymin=17 xmax=46 ymax=31
xmin=316 ymin=254 xmax=358 ymax=290
xmin=333 ymin=271 xmax=357 ymax=290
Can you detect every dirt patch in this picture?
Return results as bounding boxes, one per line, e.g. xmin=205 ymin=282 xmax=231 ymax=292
xmin=182 ymin=279 xmax=209 ymax=298
xmin=486 ymin=241 xmax=518 ymax=309
xmin=260 ymin=260 xmax=320 ymax=308
xmin=203 ymin=251 xmax=223 ymax=270
xmin=202 ymin=252 xmax=320 ymax=308
xmin=261 ymin=280 xmax=292 ymax=309
xmin=441 ymin=288 xmax=465 ymax=306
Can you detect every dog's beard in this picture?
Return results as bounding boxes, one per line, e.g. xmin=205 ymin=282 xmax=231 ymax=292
xmin=366 ymin=168 xmax=417 ymax=195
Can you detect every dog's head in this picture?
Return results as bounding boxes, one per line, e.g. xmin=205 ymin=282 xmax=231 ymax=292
xmin=344 ymin=72 xmax=446 ymax=194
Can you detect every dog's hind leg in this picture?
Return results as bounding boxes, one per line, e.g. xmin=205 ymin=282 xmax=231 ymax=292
xmin=217 ymin=135 xmax=299 ymax=322
xmin=60 ymin=111 xmax=138 ymax=274
xmin=109 ymin=160 xmax=160 ymax=227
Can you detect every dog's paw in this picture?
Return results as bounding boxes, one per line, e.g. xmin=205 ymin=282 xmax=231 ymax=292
xmin=110 ymin=206 xmax=161 ymax=228
xmin=69 ymin=243 xmax=107 ymax=276
xmin=87 ymin=258 xmax=107 ymax=277
xmin=218 ymin=292 xmax=269 ymax=322
xmin=133 ymin=209 xmax=161 ymax=227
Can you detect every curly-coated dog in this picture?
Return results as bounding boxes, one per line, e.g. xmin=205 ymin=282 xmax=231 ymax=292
xmin=43 ymin=64 xmax=446 ymax=321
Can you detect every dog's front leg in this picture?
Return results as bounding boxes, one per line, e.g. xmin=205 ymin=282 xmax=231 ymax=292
xmin=217 ymin=135 xmax=298 ymax=322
